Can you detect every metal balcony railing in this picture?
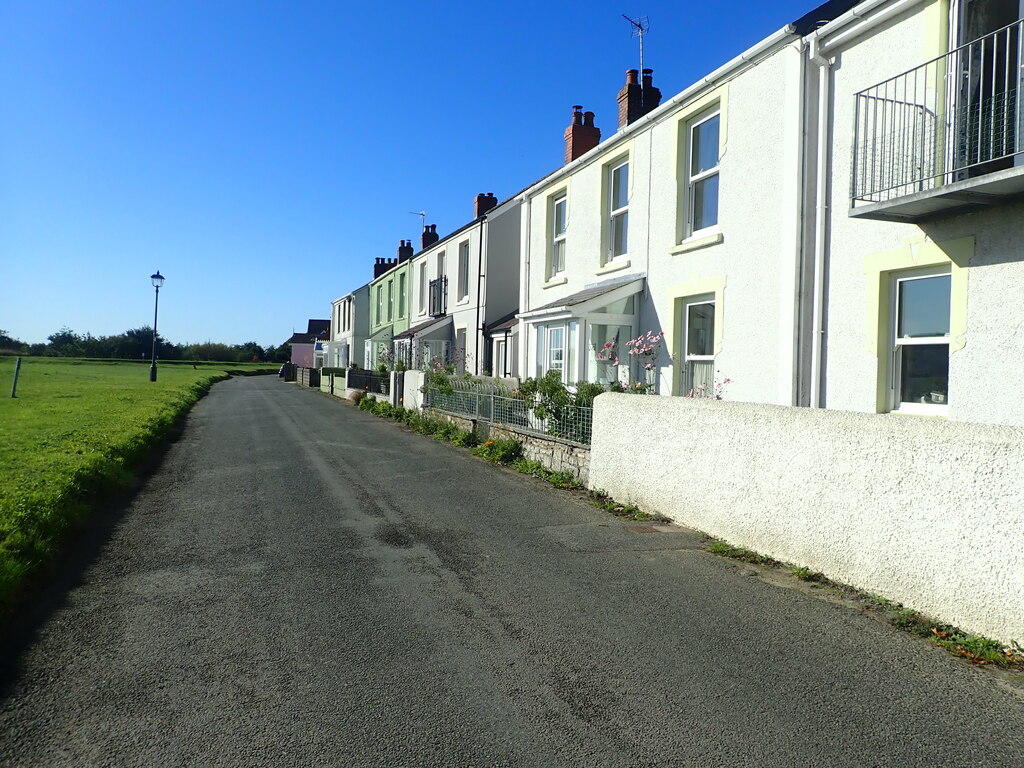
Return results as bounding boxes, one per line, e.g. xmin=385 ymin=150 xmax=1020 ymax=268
xmin=852 ymin=19 xmax=1023 ymax=205
xmin=428 ymin=276 xmax=447 ymax=317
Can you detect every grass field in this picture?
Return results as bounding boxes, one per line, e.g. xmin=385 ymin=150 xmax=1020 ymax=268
xmin=0 ymin=357 xmax=274 ymax=609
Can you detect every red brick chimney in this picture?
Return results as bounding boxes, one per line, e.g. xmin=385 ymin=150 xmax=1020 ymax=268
xmin=617 ymin=70 xmax=643 ymax=129
xmin=474 ymin=192 xmax=498 ymax=217
xmin=421 ymin=224 xmax=439 ymax=250
xmin=564 ymin=105 xmax=601 ymax=164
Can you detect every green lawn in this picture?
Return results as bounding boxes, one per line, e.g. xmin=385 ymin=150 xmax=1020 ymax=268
xmin=0 ymin=357 xmax=272 ymax=608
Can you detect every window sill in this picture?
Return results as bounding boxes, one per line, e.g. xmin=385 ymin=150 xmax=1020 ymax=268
xmin=596 ymin=258 xmax=631 ymax=276
xmin=543 ymin=276 xmax=568 ymax=289
xmin=670 ymin=231 xmax=724 ymax=255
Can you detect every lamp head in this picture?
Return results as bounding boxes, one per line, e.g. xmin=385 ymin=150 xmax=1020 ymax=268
xmin=151 ymin=271 xmax=165 ymax=289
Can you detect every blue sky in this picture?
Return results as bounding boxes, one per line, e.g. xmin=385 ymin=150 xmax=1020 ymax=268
xmin=2 ymin=0 xmax=820 ymax=347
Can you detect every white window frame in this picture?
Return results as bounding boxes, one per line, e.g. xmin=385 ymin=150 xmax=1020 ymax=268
xmin=387 ymin=281 xmax=394 ymax=322
xmin=682 ymin=297 xmax=716 ymax=396
xmin=889 ymin=267 xmax=951 ymax=415
xmin=457 ymin=241 xmax=470 ymax=301
xmin=686 ymin=109 xmax=721 ymax=238
xmin=607 ymin=160 xmax=629 ymax=264
xmin=550 ymin=194 xmax=567 ymax=279
xmin=437 ymin=251 xmax=446 ymax=279
xmin=418 ymin=262 xmax=427 ymax=314
xmin=375 ymin=286 xmax=383 ymax=325
xmin=398 ymin=273 xmax=406 ymax=318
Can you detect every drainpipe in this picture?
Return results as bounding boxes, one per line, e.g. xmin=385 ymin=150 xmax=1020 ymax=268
xmin=808 ymin=34 xmax=831 ymax=409
xmin=519 ymin=193 xmax=531 ymax=378
xmin=475 ymin=217 xmax=485 ymax=376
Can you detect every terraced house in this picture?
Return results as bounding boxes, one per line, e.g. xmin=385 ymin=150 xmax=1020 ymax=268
xmin=513 ymin=0 xmax=1024 ymax=426
xmin=364 ymin=246 xmax=413 ymax=370
xmin=398 ymin=193 xmax=522 ymax=376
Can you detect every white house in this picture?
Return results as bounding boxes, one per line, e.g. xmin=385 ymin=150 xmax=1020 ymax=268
xmin=812 ymin=0 xmax=1024 ymax=427
xmin=399 ymin=193 xmax=522 ymax=376
xmin=324 ymin=282 xmax=369 ymax=369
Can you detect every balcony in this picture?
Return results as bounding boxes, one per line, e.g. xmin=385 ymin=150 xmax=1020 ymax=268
xmin=428 ymin=276 xmax=447 ymax=317
xmin=851 ymin=19 xmax=1024 ymax=222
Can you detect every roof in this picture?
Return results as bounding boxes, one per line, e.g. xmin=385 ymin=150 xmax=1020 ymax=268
xmin=394 ymin=315 xmax=453 ymax=341
xmin=306 ymin=319 xmax=330 ymax=336
xmin=485 ymin=310 xmax=520 ymax=334
xmin=791 ymin=0 xmax=866 ymax=36
xmin=527 ymin=275 xmax=644 ymax=315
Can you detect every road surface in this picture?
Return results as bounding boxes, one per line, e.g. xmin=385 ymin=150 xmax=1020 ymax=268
xmin=2 ymin=376 xmax=1021 ymax=766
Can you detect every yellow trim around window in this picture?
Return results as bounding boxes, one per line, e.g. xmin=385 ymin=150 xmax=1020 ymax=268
xmin=666 ymin=275 xmax=726 ymax=396
xmin=600 ymin=145 xmax=633 ymax=266
xmin=863 ymin=235 xmax=971 ymax=412
xmin=673 ymin=84 xmax=728 ymax=245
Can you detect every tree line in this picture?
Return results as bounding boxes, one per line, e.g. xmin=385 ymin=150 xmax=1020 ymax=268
xmin=0 ymin=327 xmax=290 ymax=363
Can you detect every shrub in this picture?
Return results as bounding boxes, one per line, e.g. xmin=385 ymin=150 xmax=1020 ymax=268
xmin=348 ymin=390 xmax=365 ymax=405
xmin=472 ymin=437 xmax=523 ymax=464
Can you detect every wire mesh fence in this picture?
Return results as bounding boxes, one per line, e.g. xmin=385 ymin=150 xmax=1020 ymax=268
xmin=423 ymin=380 xmax=594 ymax=444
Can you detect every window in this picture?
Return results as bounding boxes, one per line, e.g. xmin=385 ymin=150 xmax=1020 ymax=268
xmin=398 ymin=273 xmax=407 ymax=318
xmin=588 ymin=324 xmax=631 ymax=386
xmin=458 ymin=241 xmax=470 ymax=301
xmin=437 ymin=251 xmax=446 ymax=278
xmin=607 ymin=161 xmax=629 ymax=262
xmin=494 ymin=339 xmax=506 ymax=377
xmin=550 ymin=194 xmax=567 ymax=279
xmin=375 ymin=286 xmax=383 ymax=325
xmin=683 ymin=299 xmax=715 ymax=396
xmin=687 ymin=111 xmax=720 ymax=235
xmin=534 ymin=321 xmax=579 ymax=382
xmin=419 ymin=262 xmax=427 ymax=313
xmin=455 ymin=328 xmax=467 ymax=374
xmin=891 ymin=269 xmax=950 ymax=413
xmin=387 ymin=281 xmax=394 ymax=322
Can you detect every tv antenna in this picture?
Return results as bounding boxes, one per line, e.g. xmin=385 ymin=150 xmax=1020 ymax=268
xmin=622 ymin=15 xmax=649 ymax=75
xmin=409 ymin=211 xmax=426 ymax=228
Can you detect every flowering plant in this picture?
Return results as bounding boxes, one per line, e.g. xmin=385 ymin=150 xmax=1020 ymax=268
xmin=685 ymin=373 xmax=732 ymax=400
xmin=624 ymin=330 xmax=665 ymax=372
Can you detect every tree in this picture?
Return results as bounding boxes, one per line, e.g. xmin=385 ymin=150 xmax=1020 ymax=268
xmin=0 ymin=329 xmax=28 ymax=353
xmin=47 ymin=327 xmax=84 ymax=357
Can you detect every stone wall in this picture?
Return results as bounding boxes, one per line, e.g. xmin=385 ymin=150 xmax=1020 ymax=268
xmin=425 ymin=408 xmax=590 ymax=485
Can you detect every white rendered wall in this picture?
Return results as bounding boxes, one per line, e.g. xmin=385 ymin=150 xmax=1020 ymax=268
xmin=823 ymin=2 xmax=1024 ymax=425
xmin=518 ymin=45 xmax=803 ymax=405
xmin=590 ymin=393 xmax=1024 ymax=644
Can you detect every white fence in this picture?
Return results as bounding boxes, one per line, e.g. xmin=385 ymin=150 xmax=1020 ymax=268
xmin=589 ymin=393 xmax=1024 ymax=644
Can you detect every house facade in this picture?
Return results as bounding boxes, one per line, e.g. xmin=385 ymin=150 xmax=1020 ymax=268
xmin=365 ymin=250 xmax=413 ymax=369
xmin=400 ymin=193 xmax=522 ymax=376
xmin=814 ymin=0 xmax=1024 ymax=426
xmin=324 ymin=283 xmax=369 ymax=369
xmin=284 ymin=319 xmax=330 ymax=368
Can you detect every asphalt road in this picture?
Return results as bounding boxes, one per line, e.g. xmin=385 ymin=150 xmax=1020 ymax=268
xmin=2 ymin=375 xmax=1022 ymax=767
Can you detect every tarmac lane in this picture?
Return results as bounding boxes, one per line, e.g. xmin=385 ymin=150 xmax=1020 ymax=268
xmin=1 ymin=375 xmax=1022 ymax=767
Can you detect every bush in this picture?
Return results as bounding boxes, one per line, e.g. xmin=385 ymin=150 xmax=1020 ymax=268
xmin=472 ymin=437 xmax=523 ymax=464
xmin=348 ymin=390 xmax=365 ymax=405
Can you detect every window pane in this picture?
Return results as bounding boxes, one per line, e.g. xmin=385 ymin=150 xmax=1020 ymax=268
xmin=612 ymin=164 xmax=628 ymax=210
xmin=549 ymin=327 xmax=564 ymax=370
xmin=686 ymin=303 xmax=715 ymax=356
xmin=691 ymin=115 xmax=720 ymax=176
xmin=899 ymin=344 xmax=949 ymax=404
xmin=688 ymin=360 xmax=716 ymax=396
xmin=898 ymin=275 xmax=951 ymax=338
xmin=553 ymin=240 xmax=565 ymax=275
xmin=693 ymin=174 xmax=719 ymax=231
xmin=554 ymin=198 xmax=567 ymax=236
xmin=611 ymin=212 xmax=628 ymax=257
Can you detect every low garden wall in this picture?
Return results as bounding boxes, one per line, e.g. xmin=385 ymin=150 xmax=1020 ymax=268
xmin=589 ymin=393 xmax=1024 ymax=644
xmin=426 ymin=408 xmax=590 ymax=484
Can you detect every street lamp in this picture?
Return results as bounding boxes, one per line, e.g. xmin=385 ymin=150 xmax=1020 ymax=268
xmin=149 ymin=271 xmax=165 ymax=382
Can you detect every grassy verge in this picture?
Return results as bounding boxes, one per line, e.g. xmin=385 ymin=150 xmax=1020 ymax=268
xmin=705 ymin=537 xmax=1024 ymax=671
xmin=0 ymin=357 xmax=246 ymax=609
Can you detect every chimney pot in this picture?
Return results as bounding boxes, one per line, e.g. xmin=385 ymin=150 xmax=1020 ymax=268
xmin=564 ymin=104 xmax=601 ymax=164
xmin=475 ymin=192 xmax=499 ymax=218
xmin=626 ymin=69 xmax=638 ymax=84
xmin=421 ymin=224 xmax=439 ymax=249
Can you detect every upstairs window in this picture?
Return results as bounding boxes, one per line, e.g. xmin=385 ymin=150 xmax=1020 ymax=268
xmin=458 ymin=241 xmax=470 ymax=301
xmin=387 ymin=281 xmax=394 ymax=322
xmin=607 ymin=161 xmax=629 ymax=262
xmin=418 ymin=262 xmax=427 ymax=314
xmin=688 ymin=111 xmax=720 ymax=235
xmin=551 ymin=195 xmax=567 ymax=279
xmin=375 ymin=286 xmax=383 ymax=325
xmin=398 ymin=273 xmax=407 ymax=318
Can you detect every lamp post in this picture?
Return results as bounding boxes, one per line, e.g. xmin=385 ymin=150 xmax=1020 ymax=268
xmin=149 ymin=271 xmax=165 ymax=382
